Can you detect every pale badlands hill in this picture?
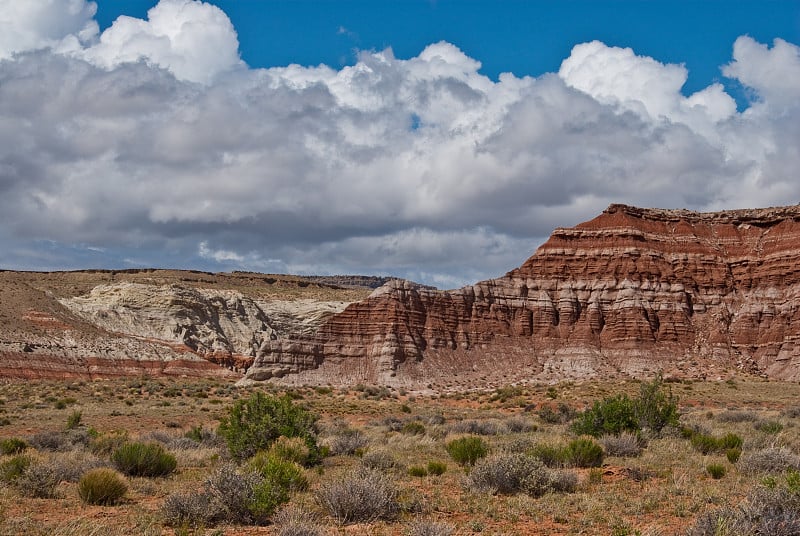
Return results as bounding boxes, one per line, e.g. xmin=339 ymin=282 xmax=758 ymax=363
xmin=3 ymin=203 xmax=800 ymax=390
xmin=0 ymin=269 xmax=376 ymax=380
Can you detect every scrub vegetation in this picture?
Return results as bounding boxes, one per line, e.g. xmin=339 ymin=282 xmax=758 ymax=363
xmin=0 ymin=374 xmax=799 ymax=535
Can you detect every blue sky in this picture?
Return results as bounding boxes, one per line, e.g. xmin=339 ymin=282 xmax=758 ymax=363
xmin=94 ymin=1 xmax=799 ymax=99
xmin=1 ymin=1 xmax=799 ymax=287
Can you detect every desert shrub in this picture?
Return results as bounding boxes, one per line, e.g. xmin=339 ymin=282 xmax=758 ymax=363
xmin=90 ymin=431 xmax=128 ymax=456
xmin=161 ymin=490 xmax=216 ymax=529
xmin=269 ymin=436 xmax=311 ymax=466
xmin=427 ymin=461 xmax=447 ymax=475
xmin=0 ymin=437 xmax=27 ymax=455
xmin=77 ymin=468 xmax=127 ymax=505
xmin=506 ymin=416 xmax=535 ymax=433
xmin=248 ymin=452 xmax=308 ymax=492
xmin=528 ymin=442 xmax=567 ymax=467
xmin=407 ymin=519 xmax=454 ymax=536
xmin=163 ymin=463 xmax=287 ymax=527
xmin=449 ymin=419 xmax=507 ymax=436
xmin=205 ymin=463 xmax=282 ymax=525
xmin=427 ymin=413 xmax=446 ymax=425
xmin=408 ymin=465 xmax=428 ymax=477
xmin=0 ymin=454 xmax=31 ymax=482
xmin=686 ymin=486 xmax=800 ymax=536
xmin=361 ymin=450 xmax=398 ymax=471
xmin=445 ymin=436 xmax=488 ymax=466
xmin=14 ymin=461 xmax=62 ymax=498
xmin=738 ymin=447 xmax=800 ymax=475
xmin=402 ymin=421 xmax=426 ymax=436
xmin=28 ymin=430 xmax=70 ymax=451
xmin=784 ymin=406 xmax=800 ymax=419
xmin=112 ymin=442 xmax=177 ymax=477
xmin=686 ymin=506 xmax=743 ymax=536
xmin=467 ymin=453 xmax=552 ymax=497
xmin=273 ymin=505 xmax=326 ymax=536
xmin=548 ymin=469 xmax=579 ymax=493
xmin=717 ymin=410 xmax=758 ymax=423
xmin=690 ymin=433 xmax=721 ymax=455
xmin=48 ymin=451 xmax=106 ymax=483
xmin=727 ymin=447 xmax=742 ymax=464
xmin=564 ymin=437 xmax=604 ymax=468
xmin=689 ymin=431 xmax=743 ymax=455
xmin=65 ymin=410 xmax=82 ymax=430
xmin=383 ymin=416 xmax=404 ymax=432
xmin=755 ymin=420 xmax=785 ymax=434
xmin=571 ymin=394 xmax=638 ymax=437
xmin=326 ymin=428 xmax=368 ymax=456
xmin=571 ymin=375 xmax=678 ymax=437
xmin=537 ymin=403 xmax=577 ymax=424
xmin=706 ymin=463 xmax=726 ymax=479
xmin=634 ymin=374 xmax=679 ymax=433
xmin=490 ymin=385 xmax=524 ymax=403
xmin=217 ymin=392 xmax=320 ymax=462
xmin=600 ymin=432 xmax=644 ymax=457
xmin=315 ymin=467 xmax=400 ymax=524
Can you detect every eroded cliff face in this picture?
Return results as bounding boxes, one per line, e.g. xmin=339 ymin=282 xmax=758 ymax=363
xmin=245 ymin=204 xmax=800 ymax=386
xmin=0 ymin=270 xmax=365 ymax=380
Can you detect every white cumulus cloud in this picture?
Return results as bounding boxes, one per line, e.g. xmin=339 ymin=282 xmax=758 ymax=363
xmin=0 ymin=1 xmax=798 ymax=287
xmin=0 ymin=0 xmax=99 ymax=59
xmin=80 ymin=0 xmax=242 ymax=84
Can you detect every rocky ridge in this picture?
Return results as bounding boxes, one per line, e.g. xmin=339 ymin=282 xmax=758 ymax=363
xmin=244 ymin=203 xmax=800 ymax=387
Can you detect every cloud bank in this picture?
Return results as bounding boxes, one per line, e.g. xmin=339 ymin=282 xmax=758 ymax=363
xmin=1 ymin=0 xmax=799 ymax=288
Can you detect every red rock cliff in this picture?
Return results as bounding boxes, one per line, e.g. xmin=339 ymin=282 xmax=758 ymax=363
xmin=245 ymin=204 xmax=800 ymax=386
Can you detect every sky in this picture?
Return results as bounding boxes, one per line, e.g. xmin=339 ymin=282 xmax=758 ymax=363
xmin=0 ymin=1 xmax=799 ymax=289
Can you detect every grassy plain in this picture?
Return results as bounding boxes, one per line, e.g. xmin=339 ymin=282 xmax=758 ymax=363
xmin=0 ymin=375 xmax=799 ymax=535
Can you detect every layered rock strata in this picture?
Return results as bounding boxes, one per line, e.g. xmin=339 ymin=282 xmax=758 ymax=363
xmin=245 ymin=203 xmax=800 ymax=385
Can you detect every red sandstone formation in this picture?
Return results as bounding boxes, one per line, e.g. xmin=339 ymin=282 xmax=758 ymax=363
xmin=245 ymin=204 xmax=800 ymax=386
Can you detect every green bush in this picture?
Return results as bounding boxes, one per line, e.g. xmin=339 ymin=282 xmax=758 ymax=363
xmin=408 ymin=465 xmax=428 ymax=477
xmin=689 ymin=431 xmax=743 ymax=455
xmin=755 ymin=420 xmax=785 ymax=434
xmin=564 ymin=437 xmax=604 ymax=468
xmin=247 ymin=452 xmax=308 ymax=492
xmin=0 ymin=437 xmax=27 ymax=455
xmin=90 ymin=431 xmax=128 ymax=456
xmin=726 ymin=447 xmax=742 ymax=464
xmin=78 ymin=468 xmax=128 ymax=505
xmin=571 ymin=394 xmax=638 ymax=437
xmin=268 ymin=436 xmax=311 ymax=466
xmin=690 ymin=433 xmax=720 ymax=455
xmin=445 ymin=436 xmax=488 ymax=466
xmin=0 ymin=454 xmax=31 ymax=482
xmin=66 ymin=410 xmax=82 ymax=430
xmin=217 ymin=392 xmax=320 ymax=462
xmin=112 ymin=442 xmax=177 ymax=477
xmin=633 ymin=374 xmax=679 ymax=433
xmin=571 ymin=375 xmax=679 ymax=437
xmin=707 ymin=463 xmax=726 ymax=479
xmin=427 ymin=461 xmax=447 ymax=475
xmin=528 ymin=443 xmax=567 ymax=467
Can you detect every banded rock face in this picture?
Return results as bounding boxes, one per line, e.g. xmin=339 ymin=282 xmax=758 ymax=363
xmin=245 ymin=204 xmax=800 ymax=386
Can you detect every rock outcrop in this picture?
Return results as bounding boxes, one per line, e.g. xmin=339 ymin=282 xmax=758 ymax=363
xmin=0 ymin=270 xmax=366 ymax=380
xmin=245 ymin=203 xmax=800 ymax=386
